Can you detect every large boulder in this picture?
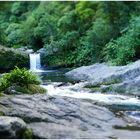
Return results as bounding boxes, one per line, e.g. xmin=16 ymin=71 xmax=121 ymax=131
xmin=66 ymin=60 xmax=140 ymax=95
xmin=0 ymin=45 xmax=29 ymax=71
xmin=0 ymin=116 xmax=27 ymax=139
xmin=66 ymin=60 xmax=140 ymax=82
xmin=0 ymin=94 xmax=139 ymax=139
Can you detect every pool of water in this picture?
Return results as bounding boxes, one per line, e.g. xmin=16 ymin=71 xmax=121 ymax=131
xmin=35 ymin=68 xmax=78 ymax=83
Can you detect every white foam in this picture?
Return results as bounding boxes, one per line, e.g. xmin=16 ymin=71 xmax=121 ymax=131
xmin=41 ymin=84 xmax=140 ymax=107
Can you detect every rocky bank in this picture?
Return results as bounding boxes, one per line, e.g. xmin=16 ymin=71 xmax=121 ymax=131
xmin=66 ymin=60 xmax=140 ymax=96
xmin=0 ymin=60 xmax=140 ymax=138
xmin=0 ymin=94 xmax=140 ymax=139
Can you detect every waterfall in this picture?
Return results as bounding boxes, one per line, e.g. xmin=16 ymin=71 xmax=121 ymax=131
xmin=29 ymin=53 xmax=41 ymax=71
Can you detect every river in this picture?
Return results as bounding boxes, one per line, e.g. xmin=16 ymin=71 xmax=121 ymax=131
xmin=26 ymin=53 xmax=140 ymax=138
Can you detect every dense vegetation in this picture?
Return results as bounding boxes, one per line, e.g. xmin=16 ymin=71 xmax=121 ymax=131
xmin=0 ymin=67 xmax=46 ymax=94
xmin=1 ymin=1 xmax=140 ymax=66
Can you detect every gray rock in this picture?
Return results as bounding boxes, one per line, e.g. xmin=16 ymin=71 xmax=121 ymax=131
xmin=16 ymin=47 xmax=34 ymax=54
xmin=0 ymin=116 xmax=26 ymax=139
xmin=66 ymin=60 xmax=140 ymax=82
xmin=25 ymin=49 xmax=34 ymax=54
xmin=0 ymin=94 xmax=139 ymax=139
xmin=66 ymin=60 xmax=140 ymax=95
xmin=37 ymin=47 xmax=58 ymax=57
xmin=100 ymin=75 xmax=140 ymax=96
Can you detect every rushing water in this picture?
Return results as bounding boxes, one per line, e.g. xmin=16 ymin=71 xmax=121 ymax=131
xmin=29 ymin=53 xmax=41 ymax=71
xmin=29 ymin=54 xmax=140 ymax=127
xmin=39 ymin=69 xmax=140 ymax=125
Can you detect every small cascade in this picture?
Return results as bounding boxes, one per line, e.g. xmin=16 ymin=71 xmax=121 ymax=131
xmin=29 ymin=53 xmax=41 ymax=71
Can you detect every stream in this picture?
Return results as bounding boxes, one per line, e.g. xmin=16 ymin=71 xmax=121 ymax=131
xmin=15 ymin=53 xmax=139 ymax=138
xmin=0 ymin=67 xmax=140 ymax=138
xmin=36 ymin=68 xmax=140 ymax=123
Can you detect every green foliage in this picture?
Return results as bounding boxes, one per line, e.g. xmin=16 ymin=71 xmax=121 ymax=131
xmin=5 ymin=23 xmax=22 ymax=46
xmin=76 ymin=18 xmax=113 ymax=65
xmin=0 ymin=67 xmax=41 ymax=92
xmin=0 ymin=29 xmax=7 ymax=45
xmin=1 ymin=2 xmax=140 ymax=66
xmin=104 ymin=16 xmax=140 ymax=65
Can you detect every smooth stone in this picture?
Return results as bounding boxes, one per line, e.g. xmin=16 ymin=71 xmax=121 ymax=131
xmin=0 ymin=116 xmax=27 ymax=139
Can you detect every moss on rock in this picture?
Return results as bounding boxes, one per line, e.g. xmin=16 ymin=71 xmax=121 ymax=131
xmin=0 ymin=92 xmax=4 ymax=97
xmin=15 ymin=84 xmax=47 ymax=94
xmin=0 ymin=45 xmax=29 ymax=71
xmin=84 ymin=84 xmax=101 ymax=91
xmin=4 ymin=84 xmax=47 ymax=95
xmin=101 ymin=78 xmax=122 ymax=86
xmin=22 ymin=128 xmax=33 ymax=139
xmin=0 ymin=111 xmax=5 ymax=116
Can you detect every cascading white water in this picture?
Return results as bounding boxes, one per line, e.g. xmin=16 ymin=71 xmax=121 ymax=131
xmin=29 ymin=53 xmax=41 ymax=71
xmin=36 ymin=53 xmax=41 ymax=69
xmin=41 ymin=83 xmax=140 ymax=107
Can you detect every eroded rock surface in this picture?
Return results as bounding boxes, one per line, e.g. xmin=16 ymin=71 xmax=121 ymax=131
xmin=66 ymin=60 xmax=140 ymax=95
xmin=0 ymin=94 xmax=139 ymax=139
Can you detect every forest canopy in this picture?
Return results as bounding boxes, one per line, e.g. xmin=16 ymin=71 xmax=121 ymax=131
xmin=1 ymin=1 xmax=140 ymax=66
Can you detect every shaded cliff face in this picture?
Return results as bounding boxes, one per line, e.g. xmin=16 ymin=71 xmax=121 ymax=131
xmin=0 ymin=46 xmax=29 ymax=71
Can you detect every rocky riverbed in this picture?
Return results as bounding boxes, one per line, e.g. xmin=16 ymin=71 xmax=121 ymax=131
xmin=0 ymin=61 xmax=140 ymax=138
xmin=0 ymin=93 xmax=140 ymax=139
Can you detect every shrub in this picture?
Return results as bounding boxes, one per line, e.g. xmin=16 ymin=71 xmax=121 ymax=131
xmin=104 ymin=16 xmax=140 ymax=65
xmin=76 ymin=18 xmax=113 ymax=65
xmin=0 ymin=67 xmax=46 ymax=94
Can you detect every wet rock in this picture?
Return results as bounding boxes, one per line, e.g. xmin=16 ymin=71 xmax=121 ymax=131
xmin=0 ymin=94 xmax=139 ymax=138
xmin=123 ymin=111 xmax=140 ymax=123
xmin=0 ymin=116 xmax=27 ymax=138
xmin=100 ymin=75 xmax=140 ymax=96
xmin=66 ymin=60 xmax=140 ymax=95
